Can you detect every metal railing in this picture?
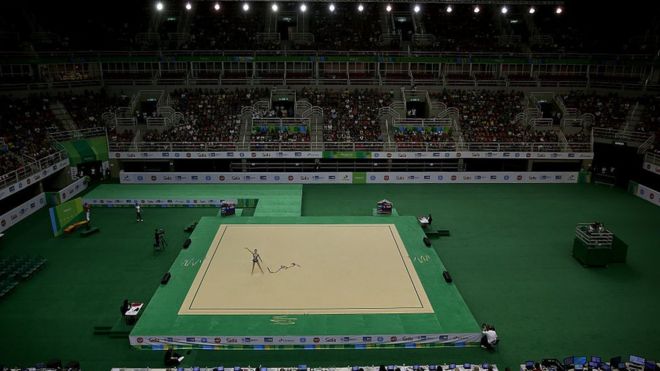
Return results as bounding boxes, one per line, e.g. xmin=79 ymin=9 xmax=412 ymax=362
xmin=644 ymin=151 xmax=660 ymax=166
xmin=0 ymin=150 xmax=68 ymax=190
xmin=108 ymin=140 xmax=592 ymax=153
xmin=48 ymin=127 xmax=107 ymax=142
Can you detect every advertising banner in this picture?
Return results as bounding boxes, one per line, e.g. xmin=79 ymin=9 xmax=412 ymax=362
xmin=0 ymin=159 xmax=69 ymax=202
xmin=129 ymin=332 xmax=481 ymax=348
xmin=111 ymin=151 xmax=323 ymax=160
xmin=635 ymin=184 xmax=660 ymax=207
xmin=642 ymin=161 xmax=660 ymax=176
xmin=119 ymin=172 xmax=354 ymax=184
xmin=110 ymin=151 xmax=594 ymax=160
xmin=58 ymin=177 xmax=89 ymax=203
xmin=0 ymin=193 xmax=47 ymax=234
xmin=365 ymin=172 xmax=579 ymax=184
xmin=370 ymin=151 xmax=594 ymax=160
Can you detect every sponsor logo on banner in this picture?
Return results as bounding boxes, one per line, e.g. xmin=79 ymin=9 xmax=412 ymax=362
xmin=299 ymin=338 xmax=307 ymax=343
xmin=288 ymin=176 xmax=294 ymax=181
xmin=219 ymin=176 xmax=225 ymax=181
xmin=215 ymin=338 xmax=222 ymax=344
xmin=384 ymin=175 xmax=389 ymax=181
xmin=264 ymin=337 xmax=273 ymax=343
xmin=517 ymin=175 xmax=523 ymax=181
xmin=363 ymin=336 xmax=372 ymax=342
xmin=137 ymin=337 xmax=144 ymax=343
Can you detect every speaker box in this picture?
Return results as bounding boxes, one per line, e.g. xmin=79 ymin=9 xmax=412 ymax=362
xmin=423 ymin=237 xmax=431 ymax=247
xmin=442 ymin=270 xmax=452 ymax=283
xmin=161 ymin=272 xmax=171 ymax=284
xmin=183 ymin=238 xmax=191 ymax=249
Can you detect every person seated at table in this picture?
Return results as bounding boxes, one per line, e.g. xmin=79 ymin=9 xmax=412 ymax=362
xmin=164 ymin=348 xmax=184 ymax=366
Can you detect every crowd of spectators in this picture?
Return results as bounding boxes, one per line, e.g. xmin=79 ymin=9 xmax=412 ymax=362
xmin=57 ymin=90 xmax=127 ymax=129
xmin=635 ymin=95 xmax=660 ymax=135
xmin=562 ymin=92 xmax=635 ymax=130
xmin=142 ymin=88 xmax=269 ymax=143
xmin=0 ymin=95 xmax=59 ymax=175
xmin=302 ymin=88 xmax=392 ymax=142
xmin=432 ymin=90 xmax=526 ymax=142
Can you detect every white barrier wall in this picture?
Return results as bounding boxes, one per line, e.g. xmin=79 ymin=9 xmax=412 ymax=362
xmin=120 ymin=172 xmax=354 ymax=184
xmin=0 ymin=159 xmax=69 ymax=201
xmin=643 ymin=162 xmax=660 ymax=176
xmin=120 ymin=171 xmax=579 ymax=184
xmin=110 ymin=151 xmax=593 ymax=160
xmin=635 ymin=184 xmax=660 ymax=207
xmin=0 ymin=193 xmax=47 ymax=233
xmin=58 ymin=177 xmax=89 ymax=203
xmin=364 ymin=172 xmax=578 ymax=184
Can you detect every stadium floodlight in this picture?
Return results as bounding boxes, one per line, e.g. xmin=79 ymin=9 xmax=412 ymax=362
xmin=243 ymin=2 xmax=249 ymax=11
xmin=473 ymin=5 xmax=480 ymax=13
xmin=528 ymin=6 xmax=535 ymax=14
xmin=328 ymin=3 xmax=335 ymax=12
xmin=500 ymin=5 xmax=508 ymax=14
xmin=185 ymin=2 xmax=192 ymax=10
xmin=300 ymin=3 xmax=307 ymax=12
xmin=446 ymin=5 xmax=452 ymax=13
xmin=213 ymin=2 xmax=220 ymax=11
xmin=386 ymin=4 xmax=392 ymax=12
xmin=271 ymin=3 xmax=278 ymax=12
xmin=155 ymin=1 xmax=164 ymax=11
xmin=413 ymin=4 xmax=420 ymax=13
xmin=555 ymin=6 xmax=563 ymax=14
xmin=357 ymin=4 xmax=364 ymax=12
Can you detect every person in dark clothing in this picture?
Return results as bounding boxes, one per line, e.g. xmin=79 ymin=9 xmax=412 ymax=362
xmin=164 ymin=348 xmax=184 ymax=366
xmin=120 ymin=299 xmax=130 ymax=317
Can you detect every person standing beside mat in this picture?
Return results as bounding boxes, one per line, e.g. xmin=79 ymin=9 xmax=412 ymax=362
xmin=135 ymin=203 xmax=143 ymax=222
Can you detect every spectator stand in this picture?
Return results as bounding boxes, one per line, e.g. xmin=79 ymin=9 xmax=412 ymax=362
xmin=249 ymin=117 xmax=311 ymax=151
xmin=390 ymin=117 xmax=458 ymax=152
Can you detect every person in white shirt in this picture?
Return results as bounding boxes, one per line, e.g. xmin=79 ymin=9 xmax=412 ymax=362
xmin=480 ymin=324 xmax=498 ymax=350
xmin=135 ymin=203 xmax=143 ymax=222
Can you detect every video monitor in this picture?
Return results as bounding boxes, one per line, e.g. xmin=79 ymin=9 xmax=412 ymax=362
xmin=429 ymin=365 xmax=438 ymax=371
xmin=565 ymin=357 xmax=575 ymax=366
xmin=449 ymin=364 xmax=456 ymax=370
xmin=601 ymin=364 xmax=611 ymax=371
xmin=526 ymin=362 xmax=535 ymax=370
xmin=575 ymin=357 xmax=588 ymax=366
xmin=576 ymin=364 xmax=584 ymax=371
xmin=589 ymin=362 xmax=599 ymax=368
xmin=482 ymin=364 xmax=490 ymax=370
xmin=630 ymin=357 xmax=646 ymax=366
xmin=618 ymin=363 xmax=627 ymax=370
xmin=298 ymin=365 xmax=308 ymax=371
xmin=592 ymin=358 xmax=602 ymax=364
xmin=644 ymin=361 xmax=656 ymax=371
xmin=464 ymin=364 xmax=471 ymax=370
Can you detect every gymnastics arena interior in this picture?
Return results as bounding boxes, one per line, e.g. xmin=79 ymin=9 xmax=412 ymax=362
xmin=1 ymin=0 xmax=660 ymax=370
